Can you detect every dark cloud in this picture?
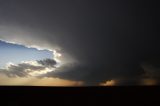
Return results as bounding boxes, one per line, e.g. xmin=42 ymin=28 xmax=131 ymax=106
xmin=0 ymin=0 xmax=159 ymax=85
xmin=42 ymin=63 xmax=145 ymax=85
xmin=0 ymin=63 xmax=44 ymax=77
xmin=37 ymin=59 xmax=57 ymax=68
xmin=141 ymin=59 xmax=160 ymax=79
xmin=0 ymin=59 xmax=57 ymax=77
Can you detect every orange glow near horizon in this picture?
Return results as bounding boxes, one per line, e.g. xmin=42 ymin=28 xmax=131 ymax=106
xmin=140 ymin=78 xmax=157 ymax=86
xmin=100 ymin=80 xmax=116 ymax=86
xmin=0 ymin=74 xmax=84 ymax=86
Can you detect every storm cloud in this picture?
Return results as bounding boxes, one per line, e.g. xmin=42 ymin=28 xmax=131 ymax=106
xmin=0 ymin=0 xmax=159 ymax=85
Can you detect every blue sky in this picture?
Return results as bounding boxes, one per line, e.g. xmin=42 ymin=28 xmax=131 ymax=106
xmin=0 ymin=40 xmax=53 ymax=68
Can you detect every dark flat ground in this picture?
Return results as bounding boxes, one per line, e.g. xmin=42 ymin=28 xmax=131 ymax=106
xmin=0 ymin=86 xmax=159 ymax=105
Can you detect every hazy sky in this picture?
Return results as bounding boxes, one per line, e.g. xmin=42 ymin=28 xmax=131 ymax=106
xmin=0 ymin=0 xmax=159 ymax=86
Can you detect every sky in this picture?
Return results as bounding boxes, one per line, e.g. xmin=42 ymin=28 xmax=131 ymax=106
xmin=0 ymin=0 xmax=160 ymax=86
xmin=0 ymin=40 xmax=53 ymax=68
